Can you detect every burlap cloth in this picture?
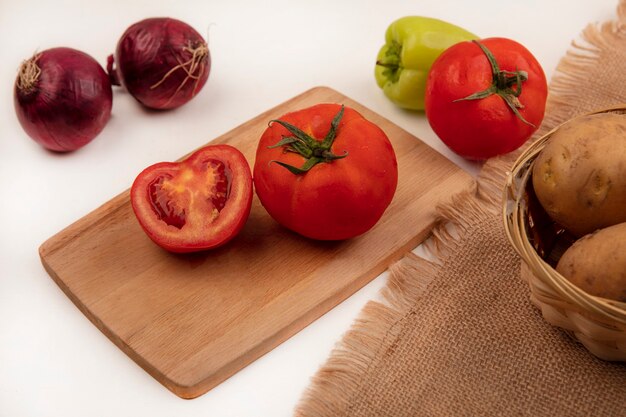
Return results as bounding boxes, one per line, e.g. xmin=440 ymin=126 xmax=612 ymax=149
xmin=296 ymin=2 xmax=626 ymax=416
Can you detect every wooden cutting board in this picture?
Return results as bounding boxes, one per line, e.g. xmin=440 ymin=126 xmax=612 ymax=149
xmin=39 ymin=86 xmax=474 ymax=399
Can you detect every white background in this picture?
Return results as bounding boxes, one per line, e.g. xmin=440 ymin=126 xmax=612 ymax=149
xmin=0 ymin=1 xmax=618 ymax=415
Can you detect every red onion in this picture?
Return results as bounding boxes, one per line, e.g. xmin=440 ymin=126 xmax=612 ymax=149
xmin=107 ymin=17 xmax=210 ymax=110
xmin=14 ymin=47 xmax=113 ymax=152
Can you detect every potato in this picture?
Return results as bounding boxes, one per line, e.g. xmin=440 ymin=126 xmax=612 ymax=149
xmin=532 ymin=112 xmax=626 ymax=237
xmin=556 ymin=222 xmax=626 ymax=302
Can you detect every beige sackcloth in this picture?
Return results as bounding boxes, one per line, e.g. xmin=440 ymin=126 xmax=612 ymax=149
xmin=296 ymin=2 xmax=626 ymax=416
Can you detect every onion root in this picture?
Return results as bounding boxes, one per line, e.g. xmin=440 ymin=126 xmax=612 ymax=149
xmin=16 ymin=53 xmax=42 ymax=93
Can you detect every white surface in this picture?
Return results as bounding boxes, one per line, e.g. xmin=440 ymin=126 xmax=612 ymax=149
xmin=0 ymin=1 xmax=617 ymax=415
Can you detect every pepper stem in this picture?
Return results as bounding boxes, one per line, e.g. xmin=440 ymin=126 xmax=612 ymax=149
xmin=375 ymin=40 xmax=402 ymax=83
xmin=268 ymin=105 xmax=349 ymax=175
xmin=453 ymin=40 xmax=535 ymax=127
xmin=375 ymin=61 xmax=399 ymax=70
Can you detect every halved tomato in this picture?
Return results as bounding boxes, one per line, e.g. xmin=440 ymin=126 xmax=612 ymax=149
xmin=130 ymin=144 xmax=253 ymax=253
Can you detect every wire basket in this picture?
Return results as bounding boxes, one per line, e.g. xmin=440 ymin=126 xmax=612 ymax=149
xmin=503 ymin=106 xmax=626 ymax=361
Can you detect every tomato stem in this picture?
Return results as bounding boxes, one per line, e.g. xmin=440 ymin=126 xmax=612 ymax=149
xmin=453 ymin=40 xmax=535 ymax=127
xmin=268 ymin=105 xmax=348 ymax=175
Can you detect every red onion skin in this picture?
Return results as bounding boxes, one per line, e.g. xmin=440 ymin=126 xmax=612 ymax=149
xmin=110 ymin=18 xmax=210 ymax=110
xmin=14 ymin=47 xmax=113 ymax=152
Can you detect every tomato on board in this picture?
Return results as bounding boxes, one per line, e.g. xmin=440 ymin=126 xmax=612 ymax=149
xmin=253 ymin=103 xmax=398 ymax=241
xmin=424 ymin=37 xmax=547 ymax=160
xmin=130 ymin=144 xmax=253 ymax=253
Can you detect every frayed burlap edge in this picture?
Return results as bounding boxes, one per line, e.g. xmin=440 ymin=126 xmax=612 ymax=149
xmin=294 ymin=2 xmax=626 ymax=416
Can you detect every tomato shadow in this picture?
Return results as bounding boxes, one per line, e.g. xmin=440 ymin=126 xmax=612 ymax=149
xmin=399 ymin=107 xmax=425 ymax=116
xmin=167 ymin=242 xmax=235 ymax=270
xmin=166 ymin=215 xmax=348 ymax=272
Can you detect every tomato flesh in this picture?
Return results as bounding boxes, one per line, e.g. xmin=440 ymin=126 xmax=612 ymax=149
xmin=204 ymin=159 xmax=231 ymax=212
xmin=147 ymin=158 xmax=232 ymax=230
xmin=148 ymin=174 xmax=186 ymax=229
xmin=131 ymin=145 xmax=252 ymax=253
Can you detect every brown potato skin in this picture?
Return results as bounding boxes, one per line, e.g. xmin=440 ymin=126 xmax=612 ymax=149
xmin=556 ymin=222 xmax=626 ymax=302
xmin=532 ymin=113 xmax=626 ymax=237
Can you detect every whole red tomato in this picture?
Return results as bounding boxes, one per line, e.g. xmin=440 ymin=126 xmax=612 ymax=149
xmin=131 ymin=144 xmax=253 ymax=253
xmin=425 ymin=37 xmax=547 ymax=160
xmin=253 ymin=103 xmax=398 ymax=240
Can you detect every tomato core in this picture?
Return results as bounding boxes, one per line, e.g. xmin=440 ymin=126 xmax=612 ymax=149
xmin=147 ymin=158 xmax=232 ymax=230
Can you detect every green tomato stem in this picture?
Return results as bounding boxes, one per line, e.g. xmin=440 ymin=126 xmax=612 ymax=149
xmin=453 ymin=40 xmax=535 ymax=127
xmin=268 ymin=105 xmax=349 ymax=175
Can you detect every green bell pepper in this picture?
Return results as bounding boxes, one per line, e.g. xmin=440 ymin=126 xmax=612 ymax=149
xmin=375 ymin=16 xmax=477 ymax=110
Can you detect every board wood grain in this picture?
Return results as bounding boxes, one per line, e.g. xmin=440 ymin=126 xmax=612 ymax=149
xmin=39 ymin=87 xmax=474 ymax=399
